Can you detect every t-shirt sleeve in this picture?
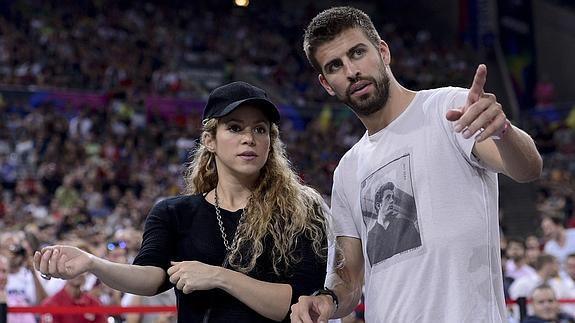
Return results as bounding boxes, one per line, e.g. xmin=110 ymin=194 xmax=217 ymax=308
xmin=132 ymin=198 xmax=174 ymax=293
xmin=331 ymin=165 xmax=360 ymax=239
xmin=439 ymin=87 xmax=485 ymax=170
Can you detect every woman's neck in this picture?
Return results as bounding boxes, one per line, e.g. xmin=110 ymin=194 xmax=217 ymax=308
xmin=210 ymin=180 xmax=253 ymax=211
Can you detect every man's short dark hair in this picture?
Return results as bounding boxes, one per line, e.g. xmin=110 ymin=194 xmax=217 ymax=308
xmin=531 ymin=283 xmax=555 ymax=298
xmin=534 ymin=254 xmax=556 ymax=271
xmin=506 ymin=236 xmax=526 ymax=249
xmin=303 ymin=6 xmax=382 ymax=73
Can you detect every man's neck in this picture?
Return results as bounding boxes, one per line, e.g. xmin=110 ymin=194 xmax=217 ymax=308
xmin=359 ymin=82 xmax=417 ymax=135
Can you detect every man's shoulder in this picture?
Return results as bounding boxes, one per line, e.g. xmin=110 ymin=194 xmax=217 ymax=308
xmin=416 ymin=87 xmax=469 ymax=107
xmin=333 ymin=134 xmax=368 ymax=176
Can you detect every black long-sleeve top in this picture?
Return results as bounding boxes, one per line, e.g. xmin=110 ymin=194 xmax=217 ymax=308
xmin=133 ymin=194 xmax=328 ymax=322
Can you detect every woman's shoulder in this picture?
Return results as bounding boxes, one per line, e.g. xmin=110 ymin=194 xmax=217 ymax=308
xmin=152 ymin=193 xmax=205 ymax=210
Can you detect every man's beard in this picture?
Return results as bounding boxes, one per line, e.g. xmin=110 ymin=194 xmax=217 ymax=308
xmin=339 ymin=63 xmax=390 ymax=116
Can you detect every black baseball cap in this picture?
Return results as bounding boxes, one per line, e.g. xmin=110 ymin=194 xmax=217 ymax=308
xmin=202 ymin=81 xmax=280 ymax=124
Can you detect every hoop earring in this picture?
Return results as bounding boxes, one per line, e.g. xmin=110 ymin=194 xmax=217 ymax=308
xmin=206 ymin=152 xmax=215 ymax=172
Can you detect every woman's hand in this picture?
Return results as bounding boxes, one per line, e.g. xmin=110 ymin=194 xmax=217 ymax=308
xmin=167 ymin=261 xmax=222 ymax=294
xmin=33 ymin=245 xmax=93 ymax=280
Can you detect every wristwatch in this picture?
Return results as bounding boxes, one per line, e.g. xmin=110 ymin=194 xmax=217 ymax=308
xmin=312 ymin=287 xmax=339 ymax=310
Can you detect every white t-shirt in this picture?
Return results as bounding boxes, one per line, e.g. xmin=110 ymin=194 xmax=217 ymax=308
xmin=331 ymin=87 xmax=505 ymax=322
xmin=505 ymin=260 xmax=536 ymax=280
xmin=544 ymin=229 xmax=575 ymax=265
xmin=6 ymin=267 xmax=38 ymax=323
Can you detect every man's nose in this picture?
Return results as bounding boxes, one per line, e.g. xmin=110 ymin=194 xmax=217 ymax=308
xmin=344 ymin=60 xmax=361 ymax=80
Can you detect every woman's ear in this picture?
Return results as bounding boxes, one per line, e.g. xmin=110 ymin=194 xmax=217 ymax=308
xmin=202 ymin=132 xmax=215 ymax=152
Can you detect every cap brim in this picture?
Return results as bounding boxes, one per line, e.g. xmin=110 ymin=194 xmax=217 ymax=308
xmin=215 ymin=98 xmax=280 ymax=124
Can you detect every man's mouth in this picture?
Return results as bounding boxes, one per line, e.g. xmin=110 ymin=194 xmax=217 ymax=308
xmin=349 ymin=80 xmax=372 ymax=96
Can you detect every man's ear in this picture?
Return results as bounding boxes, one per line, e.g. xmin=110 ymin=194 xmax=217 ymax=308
xmin=318 ymin=74 xmax=336 ymax=96
xmin=379 ymin=40 xmax=391 ymax=65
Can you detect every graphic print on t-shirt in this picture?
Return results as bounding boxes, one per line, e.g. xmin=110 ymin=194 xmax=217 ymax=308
xmin=361 ymin=154 xmax=421 ymax=267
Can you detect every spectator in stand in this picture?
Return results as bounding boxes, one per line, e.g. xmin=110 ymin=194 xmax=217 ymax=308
xmin=0 ymin=255 xmax=8 ymax=323
xmin=506 ymin=237 xmax=537 ymax=280
xmin=526 ymin=235 xmax=544 ymax=268
xmin=542 ymin=215 xmax=575 ymax=265
xmin=502 ymin=251 xmax=515 ymax=301
xmin=510 ymin=254 xmax=573 ymax=311
xmin=1 ymin=231 xmax=47 ymax=323
xmin=522 ymin=284 xmax=575 ymax=323
xmin=561 ymin=254 xmax=575 ymax=290
xmin=40 ymin=273 xmax=106 ymax=323
xmin=125 ymin=290 xmax=177 ymax=323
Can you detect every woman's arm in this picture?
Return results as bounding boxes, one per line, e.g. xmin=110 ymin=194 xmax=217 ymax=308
xmin=34 ymin=245 xmax=165 ymax=296
xmin=168 ymin=261 xmax=291 ymax=321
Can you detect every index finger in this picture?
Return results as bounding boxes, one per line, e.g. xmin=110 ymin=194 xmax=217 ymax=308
xmin=467 ymin=64 xmax=487 ymax=106
xmin=167 ymin=262 xmax=180 ymax=275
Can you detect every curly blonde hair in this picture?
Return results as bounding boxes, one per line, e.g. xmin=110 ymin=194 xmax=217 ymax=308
xmin=183 ymin=119 xmax=328 ymax=274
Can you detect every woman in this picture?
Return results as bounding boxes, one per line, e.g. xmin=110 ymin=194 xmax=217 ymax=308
xmin=34 ymin=81 xmax=329 ymax=322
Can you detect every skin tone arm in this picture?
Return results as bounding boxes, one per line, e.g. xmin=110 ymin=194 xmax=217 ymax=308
xmin=167 ymin=261 xmax=292 ymax=322
xmin=33 ymin=246 xmax=165 ymax=296
xmin=446 ymin=64 xmax=543 ymax=182
xmin=290 ymin=237 xmax=364 ymax=323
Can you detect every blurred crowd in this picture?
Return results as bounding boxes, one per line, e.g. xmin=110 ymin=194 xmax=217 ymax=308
xmin=0 ymin=0 xmax=574 ymax=322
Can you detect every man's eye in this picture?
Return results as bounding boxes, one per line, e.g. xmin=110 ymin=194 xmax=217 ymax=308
xmin=328 ymin=62 xmax=342 ymax=73
xmin=352 ymin=48 xmax=365 ymax=58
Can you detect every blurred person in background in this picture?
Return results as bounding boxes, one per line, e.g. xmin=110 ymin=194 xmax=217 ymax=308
xmin=34 ymin=81 xmax=330 ymax=323
xmin=125 ymin=289 xmax=177 ymax=323
xmin=507 ymin=237 xmax=537 ymax=280
xmin=1 ymin=231 xmax=46 ymax=323
xmin=1 ymin=255 xmax=8 ymax=323
xmin=291 ymin=6 xmax=542 ymax=322
xmin=510 ymin=254 xmax=574 ymax=317
xmin=560 ymin=254 xmax=575 ymax=290
xmin=40 ymin=273 xmax=106 ymax=323
xmin=522 ymin=284 xmax=575 ymax=323
xmin=527 ymin=235 xmax=543 ymax=268
xmin=542 ymin=215 xmax=575 ymax=265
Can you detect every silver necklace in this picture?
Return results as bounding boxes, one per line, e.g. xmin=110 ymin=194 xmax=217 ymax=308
xmin=214 ymin=188 xmax=244 ymax=251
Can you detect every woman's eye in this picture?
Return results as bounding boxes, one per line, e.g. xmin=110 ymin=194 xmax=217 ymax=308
xmin=254 ymin=127 xmax=267 ymax=134
xmin=228 ymin=125 xmax=242 ymax=132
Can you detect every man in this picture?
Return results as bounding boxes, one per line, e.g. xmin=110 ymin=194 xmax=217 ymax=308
xmin=509 ymin=254 xmax=573 ymax=316
xmin=561 ymin=254 xmax=575 ymax=289
xmin=290 ymin=6 xmax=542 ymax=322
xmin=523 ymin=284 xmax=575 ymax=323
xmin=366 ymin=181 xmax=420 ymax=265
xmin=542 ymin=215 xmax=575 ymax=265
xmin=2 ymin=232 xmax=46 ymax=323
xmin=1 ymin=255 xmax=7 ymax=323
xmin=506 ymin=237 xmax=536 ymax=280
xmin=40 ymin=274 xmax=106 ymax=323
